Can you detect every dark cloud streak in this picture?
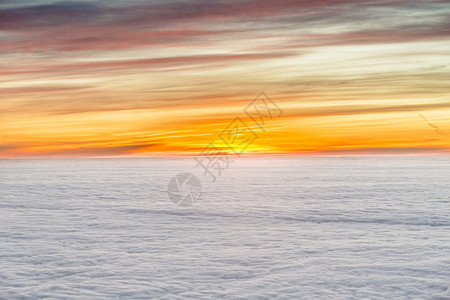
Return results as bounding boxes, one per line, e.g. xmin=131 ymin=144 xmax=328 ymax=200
xmin=0 ymin=0 xmax=447 ymax=53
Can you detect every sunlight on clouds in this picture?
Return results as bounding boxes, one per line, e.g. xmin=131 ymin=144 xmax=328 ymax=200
xmin=0 ymin=0 xmax=449 ymax=157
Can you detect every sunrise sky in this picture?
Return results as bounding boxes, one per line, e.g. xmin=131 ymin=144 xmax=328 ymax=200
xmin=1 ymin=0 xmax=449 ymax=157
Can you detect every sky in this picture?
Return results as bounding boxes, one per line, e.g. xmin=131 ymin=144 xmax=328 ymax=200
xmin=0 ymin=0 xmax=449 ymax=157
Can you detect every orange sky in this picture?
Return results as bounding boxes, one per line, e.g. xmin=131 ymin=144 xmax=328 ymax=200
xmin=1 ymin=0 xmax=449 ymax=158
